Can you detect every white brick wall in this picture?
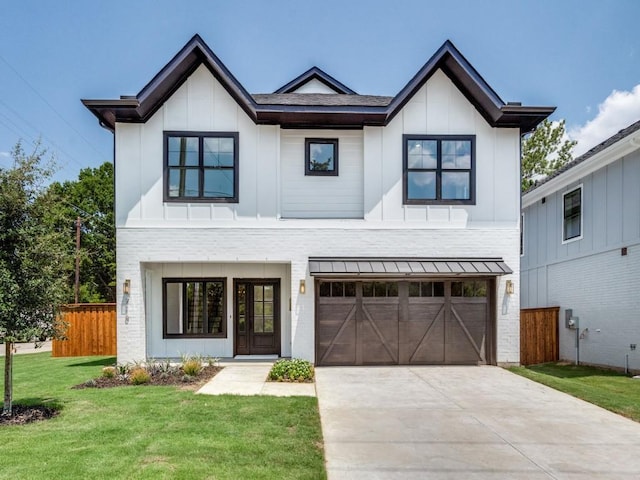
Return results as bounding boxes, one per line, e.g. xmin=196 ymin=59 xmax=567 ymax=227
xmin=548 ymin=244 xmax=640 ymax=371
xmin=116 ymin=225 xmax=520 ymax=364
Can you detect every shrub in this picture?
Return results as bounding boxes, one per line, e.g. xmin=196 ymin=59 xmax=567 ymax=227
xmin=146 ymin=358 xmax=177 ymax=377
xmin=101 ymin=366 xmax=116 ymax=378
xmin=129 ymin=367 xmax=151 ymax=385
xmin=268 ymin=359 xmax=314 ymax=382
xmin=181 ymin=354 xmax=203 ymax=377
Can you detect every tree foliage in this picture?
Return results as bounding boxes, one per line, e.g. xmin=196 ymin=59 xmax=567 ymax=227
xmin=1 ymin=142 xmax=69 ymax=414
xmin=48 ymin=162 xmax=115 ymax=303
xmin=522 ymin=119 xmax=576 ymax=191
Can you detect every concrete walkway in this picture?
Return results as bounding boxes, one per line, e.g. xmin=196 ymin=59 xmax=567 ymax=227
xmin=197 ymin=361 xmax=316 ymax=397
xmin=316 ymin=366 xmax=640 ymax=479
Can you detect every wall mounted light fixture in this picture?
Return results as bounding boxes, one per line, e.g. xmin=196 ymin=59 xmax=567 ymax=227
xmin=299 ymin=279 xmax=306 ymax=294
xmin=123 ymin=279 xmax=131 ymax=295
xmin=505 ymin=279 xmax=514 ymax=295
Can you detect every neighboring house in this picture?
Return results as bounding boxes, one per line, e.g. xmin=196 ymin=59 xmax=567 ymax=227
xmin=521 ymin=119 xmax=640 ymax=372
xmin=83 ymin=35 xmax=553 ymax=365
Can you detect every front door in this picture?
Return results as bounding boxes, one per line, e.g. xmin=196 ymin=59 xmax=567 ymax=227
xmin=234 ymin=279 xmax=280 ymax=356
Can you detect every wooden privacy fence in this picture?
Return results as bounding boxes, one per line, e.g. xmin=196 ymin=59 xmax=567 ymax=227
xmin=520 ymin=306 xmax=559 ymax=366
xmin=53 ymin=304 xmax=117 ymax=357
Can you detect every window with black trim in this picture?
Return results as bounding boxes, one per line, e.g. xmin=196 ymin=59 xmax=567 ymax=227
xmin=163 ymin=278 xmax=226 ymax=338
xmin=164 ymin=131 xmax=238 ymax=202
xmin=305 ymin=138 xmax=338 ymax=176
xmin=403 ymin=135 xmax=475 ymax=204
xmin=563 ymin=186 xmax=582 ymax=242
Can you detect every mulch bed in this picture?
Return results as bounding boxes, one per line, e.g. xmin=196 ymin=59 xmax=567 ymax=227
xmin=0 ymin=405 xmax=59 ymax=426
xmin=72 ymin=365 xmax=223 ymax=390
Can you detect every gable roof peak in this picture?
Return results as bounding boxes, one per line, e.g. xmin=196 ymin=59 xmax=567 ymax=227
xmin=275 ymin=66 xmax=356 ymax=94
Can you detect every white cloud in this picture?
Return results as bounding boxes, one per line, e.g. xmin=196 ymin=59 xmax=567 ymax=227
xmin=569 ymin=85 xmax=640 ymax=156
xmin=0 ymin=151 xmax=10 ymax=158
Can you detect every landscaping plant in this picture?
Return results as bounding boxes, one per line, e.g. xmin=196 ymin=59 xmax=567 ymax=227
xmin=268 ymin=359 xmax=314 ymax=382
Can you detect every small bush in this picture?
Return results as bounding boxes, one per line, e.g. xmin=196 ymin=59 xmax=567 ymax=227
xmin=129 ymin=367 xmax=151 ymax=385
xmin=101 ymin=366 xmax=116 ymax=378
xmin=268 ymin=359 xmax=314 ymax=382
xmin=181 ymin=354 xmax=204 ymax=376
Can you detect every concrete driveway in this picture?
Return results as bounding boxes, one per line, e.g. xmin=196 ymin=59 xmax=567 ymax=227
xmin=315 ymin=366 xmax=640 ymax=479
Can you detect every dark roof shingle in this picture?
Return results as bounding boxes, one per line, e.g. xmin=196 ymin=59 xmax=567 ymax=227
xmin=252 ymin=93 xmax=393 ymax=107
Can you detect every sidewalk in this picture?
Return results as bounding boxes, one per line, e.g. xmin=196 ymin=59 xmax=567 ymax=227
xmin=0 ymin=341 xmax=52 ymax=356
xmin=197 ymin=361 xmax=316 ymax=397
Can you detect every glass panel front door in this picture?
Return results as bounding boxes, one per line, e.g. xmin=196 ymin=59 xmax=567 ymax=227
xmin=235 ymin=280 xmax=280 ymax=355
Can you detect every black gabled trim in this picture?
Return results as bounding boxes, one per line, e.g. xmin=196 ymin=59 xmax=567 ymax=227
xmin=274 ymin=66 xmax=357 ymax=94
xmin=82 ymin=36 xmax=554 ymax=132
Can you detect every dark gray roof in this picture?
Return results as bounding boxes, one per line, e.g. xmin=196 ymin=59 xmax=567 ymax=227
xmin=308 ymin=257 xmax=512 ymax=276
xmin=252 ymin=93 xmax=393 ymax=107
xmin=526 ymin=118 xmax=640 ymax=193
xmin=83 ymin=35 xmax=554 ymax=132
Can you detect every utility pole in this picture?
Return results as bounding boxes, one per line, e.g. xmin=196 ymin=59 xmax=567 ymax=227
xmin=74 ymin=216 xmax=81 ymax=304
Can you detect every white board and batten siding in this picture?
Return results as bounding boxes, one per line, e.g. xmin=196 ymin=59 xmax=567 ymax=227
xmin=364 ymin=70 xmax=520 ymax=226
xmin=280 ymin=130 xmax=364 ymax=219
xmin=521 ymin=148 xmax=640 ymax=371
xmin=115 ymin=64 xmax=280 ymax=227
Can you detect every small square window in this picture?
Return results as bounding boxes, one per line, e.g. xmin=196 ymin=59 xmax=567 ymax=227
xmin=305 ymin=138 xmax=338 ymax=176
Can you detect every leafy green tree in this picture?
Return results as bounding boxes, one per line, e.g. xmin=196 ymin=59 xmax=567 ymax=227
xmin=522 ymin=119 xmax=576 ymax=191
xmin=1 ymin=142 xmax=68 ymax=415
xmin=48 ymin=162 xmax=115 ymax=303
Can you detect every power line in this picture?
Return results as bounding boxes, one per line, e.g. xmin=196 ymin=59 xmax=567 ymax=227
xmin=0 ymin=100 xmax=89 ymax=172
xmin=0 ymin=53 xmax=110 ymax=162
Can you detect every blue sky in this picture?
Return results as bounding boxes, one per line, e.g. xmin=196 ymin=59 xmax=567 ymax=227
xmin=1 ymin=0 xmax=639 ymax=182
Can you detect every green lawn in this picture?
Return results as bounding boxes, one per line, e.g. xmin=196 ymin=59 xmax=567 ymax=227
xmin=509 ymin=362 xmax=640 ymax=422
xmin=0 ymin=353 xmax=326 ymax=479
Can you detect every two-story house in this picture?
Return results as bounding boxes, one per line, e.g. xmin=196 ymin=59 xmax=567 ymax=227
xmin=521 ymin=119 xmax=640 ymax=372
xmin=83 ymin=35 xmax=553 ymax=365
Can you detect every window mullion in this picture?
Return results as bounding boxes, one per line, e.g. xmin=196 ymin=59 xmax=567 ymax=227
xmin=436 ymin=140 xmax=442 ymax=201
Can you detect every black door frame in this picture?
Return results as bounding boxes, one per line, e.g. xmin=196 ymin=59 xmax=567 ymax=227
xmin=233 ymin=278 xmax=281 ymax=356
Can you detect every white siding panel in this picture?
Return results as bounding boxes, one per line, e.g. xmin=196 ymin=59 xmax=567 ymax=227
xmin=256 ymin=125 xmax=278 ymax=219
xmin=237 ymin=112 xmax=258 ymax=219
xmin=280 ymin=130 xmax=364 ymax=218
xmin=115 ymin=123 xmax=142 ymax=225
xmin=140 ymin=112 xmax=164 ymax=220
xmin=186 ymin=67 xmax=214 ymax=130
xmin=363 ymin=127 xmax=383 ymax=220
xmin=493 ymin=129 xmax=520 ymax=221
xmin=292 ymin=78 xmax=339 ymax=94
xmin=425 ymin=71 xmax=450 ymax=133
xmin=380 ymin=117 xmax=404 ymax=221
xmin=163 ymin=83 xmax=188 ymax=130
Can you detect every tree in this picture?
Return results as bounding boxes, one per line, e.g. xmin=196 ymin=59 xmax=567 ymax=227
xmin=0 ymin=142 xmax=68 ymax=415
xmin=521 ymin=119 xmax=576 ymax=191
xmin=48 ymin=162 xmax=115 ymax=303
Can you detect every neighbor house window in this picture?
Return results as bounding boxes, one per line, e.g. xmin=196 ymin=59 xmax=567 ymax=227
xmin=403 ymin=135 xmax=475 ymax=204
xmin=164 ymin=131 xmax=238 ymax=202
xmin=305 ymin=138 xmax=338 ymax=176
xmin=562 ymin=186 xmax=582 ymax=242
xmin=163 ymin=278 xmax=226 ymax=338
xmin=520 ymin=212 xmax=525 ymax=256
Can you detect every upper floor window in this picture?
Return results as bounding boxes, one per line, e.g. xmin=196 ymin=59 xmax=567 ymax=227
xmin=520 ymin=212 xmax=525 ymax=256
xmin=563 ymin=186 xmax=582 ymax=242
xmin=403 ymin=135 xmax=475 ymax=205
xmin=305 ymin=138 xmax=338 ymax=176
xmin=164 ymin=131 xmax=239 ymax=202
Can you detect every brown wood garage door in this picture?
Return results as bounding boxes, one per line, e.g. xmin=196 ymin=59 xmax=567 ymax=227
xmin=316 ymin=279 xmax=492 ymax=366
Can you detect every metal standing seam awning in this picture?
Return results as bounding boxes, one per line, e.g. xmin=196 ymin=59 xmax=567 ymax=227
xmin=308 ymin=257 xmax=513 ymax=277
